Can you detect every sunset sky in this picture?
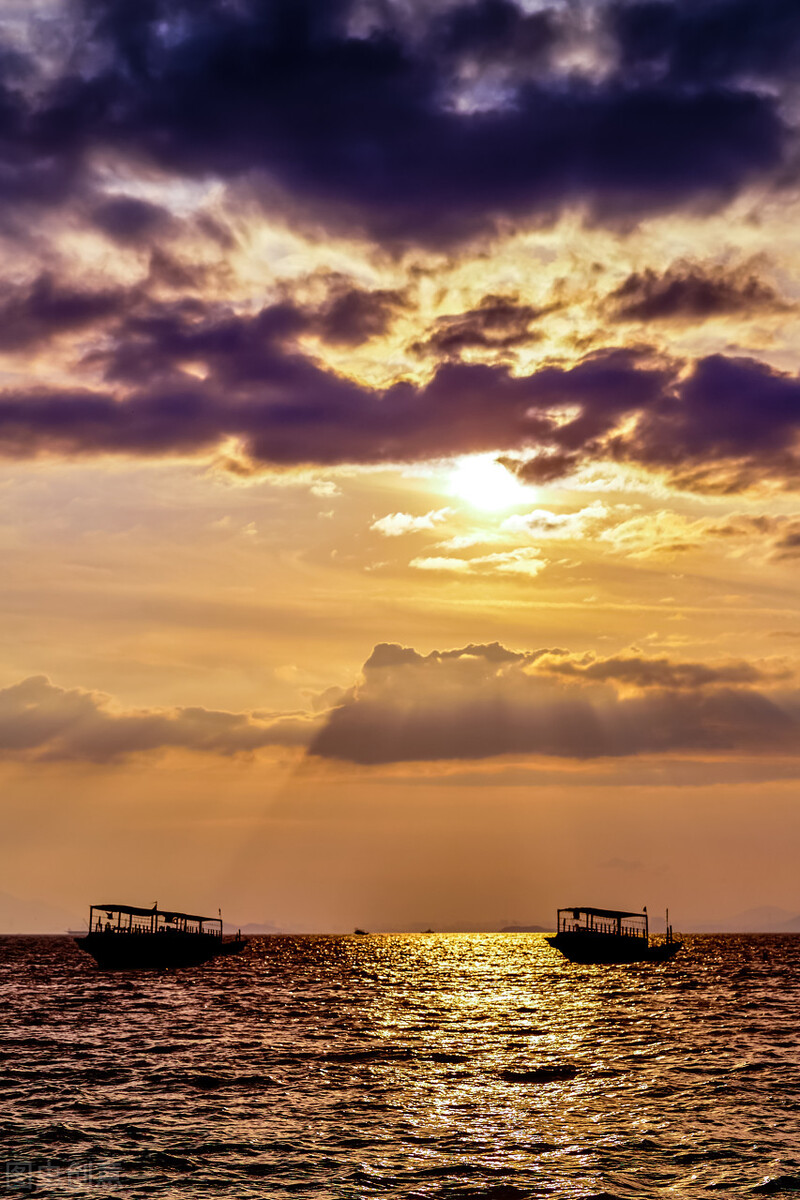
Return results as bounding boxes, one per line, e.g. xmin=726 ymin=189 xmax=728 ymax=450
xmin=1 ymin=0 xmax=799 ymax=932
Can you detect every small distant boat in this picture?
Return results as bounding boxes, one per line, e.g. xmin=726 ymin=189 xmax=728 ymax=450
xmin=75 ymin=903 xmax=245 ymax=969
xmin=353 ymin=928 xmax=369 ymax=936
xmin=549 ymin=906 xmax=682 ymax=963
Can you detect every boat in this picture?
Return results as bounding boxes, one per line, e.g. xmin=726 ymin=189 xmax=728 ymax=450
xmin=548 ymin=905 xmax=682 ymax=963
xmin=74 ymin=903 xmax=245 ymax=969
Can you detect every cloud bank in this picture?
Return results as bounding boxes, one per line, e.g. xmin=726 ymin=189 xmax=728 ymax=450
xmin=3 ymin=644 xmax=797 ymax=767
xmin=311 ymin=642 xmax=800 ymax=764
xmin=0 ymin=676 xmax=316 ymax=763
xmin=0 ymin=300 xmax=797 ymax=492
xmin=0 ymin=0 xmax=789 ymax=244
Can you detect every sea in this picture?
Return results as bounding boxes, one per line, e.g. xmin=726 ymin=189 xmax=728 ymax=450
xmin=0 ymin=933 xmax=798 ymax=1199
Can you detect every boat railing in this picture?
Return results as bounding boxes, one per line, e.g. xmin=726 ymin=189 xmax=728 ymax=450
xmin=557 ymin=910 xmax=648 ymax=939
xmin=558 ymin=921 xmax=647 ymax=939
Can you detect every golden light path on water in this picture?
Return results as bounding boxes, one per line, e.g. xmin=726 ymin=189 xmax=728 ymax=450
xmin=0 ymin=932 xmax=797 ymax=1198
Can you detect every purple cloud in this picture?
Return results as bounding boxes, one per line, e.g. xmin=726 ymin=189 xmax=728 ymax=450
xmin=0 ymin=301 xmax=798 ymax=491
xmin=0 ymin=0 xmax=789 ymax=245
xmin=609 ymin=264 xmax=788 ymax=323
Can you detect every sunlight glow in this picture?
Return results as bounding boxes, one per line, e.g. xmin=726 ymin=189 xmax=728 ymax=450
xmin=448 ymin=455 xmax=532 ymax=512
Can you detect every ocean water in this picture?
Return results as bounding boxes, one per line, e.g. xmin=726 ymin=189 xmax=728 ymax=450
xmin=0 ymin=933 xmax=798 ymax=1198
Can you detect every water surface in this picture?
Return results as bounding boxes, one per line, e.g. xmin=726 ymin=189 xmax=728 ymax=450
xmin=1 ymin=933 xmax=798 ymax=1197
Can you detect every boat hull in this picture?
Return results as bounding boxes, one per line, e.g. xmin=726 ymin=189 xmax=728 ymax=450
xmin=548 ymin=933 xmax=682 ymax=964
xmin=75 ymin=933 xmax=245 ymax=969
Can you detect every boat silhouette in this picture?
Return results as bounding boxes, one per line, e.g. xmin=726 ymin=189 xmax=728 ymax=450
xmin=549 ymin=905 xmax=682 ymax=963
xmin=75 ymin=903 xmax=245 ymax=969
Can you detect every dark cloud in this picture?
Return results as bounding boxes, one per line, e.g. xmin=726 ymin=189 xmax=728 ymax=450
xmin=609 ymin=264 xmax=789 ymax=323
xmin=0 ymin=295 xmax=798 ymax=491
xmin=508 ymin=450 xmax=583 ymax=485
xmin=540 ymin=654 xmax=790 ymax=689
xmin=614 ymin=0 xmax=800 ymax=87
xmin=91 ymin=195 xmax=173 ymax=243
xmin=613 ymin=355 xmax=800 ymax=488
xmin=363 ymin=641 xmax=549 ymax=670
xmin=311 ymin=641 xmax=800 ymax=763
xmin=771 ymin=520 xmax=800 ymax=560
xmin=412 ymin=294 xmax=552 ymax=358
xmin=91 ymin=282 xmax=406 ymax=384
xmin=145 ymin=247 xmax=212 ymax=291
xmin=0 ymin=273 xmax=128 ymax=352
xmin=0 ymin=78 xmax=81 ymax=222
xmin=0 ymin=0 xmax=788 ymax=244
xmin=94 ymin=298 xmax=309 ymax=387
xmin=103 ymin=43 xmax=787 ymax=243
xmin=0 ymin=332 xmax=671 ymax=468
xmin=510 ymin=353 xmax=800 ymax=491
xmin=0 ymin=675 xmax=316 ymax=763
xmin=312 ymin=281 xmax=407 ymax=346
xmin=436 ymin=0 xmax=558 ymax=68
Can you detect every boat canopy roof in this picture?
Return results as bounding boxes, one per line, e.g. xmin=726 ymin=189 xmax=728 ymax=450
xmin=558 ymin=906 xmax=644 ymax=919
xmin=93 ymin=903 xmax=217 ymax=923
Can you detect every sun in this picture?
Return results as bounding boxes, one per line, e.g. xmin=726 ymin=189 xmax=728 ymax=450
xmin=448 ymin=455 xmax=532 ymax=512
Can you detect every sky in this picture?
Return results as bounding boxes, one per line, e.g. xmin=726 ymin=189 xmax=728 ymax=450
xmin=1 ymin=0 xmax=799 ymax=932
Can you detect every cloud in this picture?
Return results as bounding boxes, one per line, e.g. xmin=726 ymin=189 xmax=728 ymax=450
xmin=608 ymin=263 xmax=789 ymax=323
xmin=434 ymin=532 xmax=492 ymax=551
xmin=0 ymin=281 xmax=797 ymax=492
xmin=371 ymin=507 xmax=452 ymax=537
xmin=502 ymin=450 xmax=584 ymax=485
xmin=410 ymin=547 xmax=546 ymax=576
xmin=0 ymin=340 xmax=667 ymax=467
xmin=614 ymin=0 xmax=800 ymax=88
xmin=514 ymin=352 xmax=800 ymax=493
xmin=91 ymin=196 xmax=174 ymax=245
xmin=11 ymin=645 xmax=796 ymax=768
xmin=0 ymin=273 xmax=129 ymax=352
xmin=538 ymin=653 xmax=791 ymax=690
xmin=436 ymin=0 xmax=560 ymax=71
xmin=0 ymin=676 xmax=317 ymax=763
xmin=598 ymin=511 xmax=800 ymax=560
xmin=501 ymin=501 xmax=614 ymax=538
xmin=312 ymin=281 xmax=407 ymax=346
xmin=412 ymin=294 xmax=552 ymax=358
xmin=612 ymin=354 xmax=800 ymax=491
xmin=598 ymin=509 xmax=709 ymax=557
xmin=310 ymin=641 xmax=800 ymax=763
xmin=0 ymin=0 xmax=788 ymax=246
xmin=769 ymin=519 xmax=800 ymax=560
